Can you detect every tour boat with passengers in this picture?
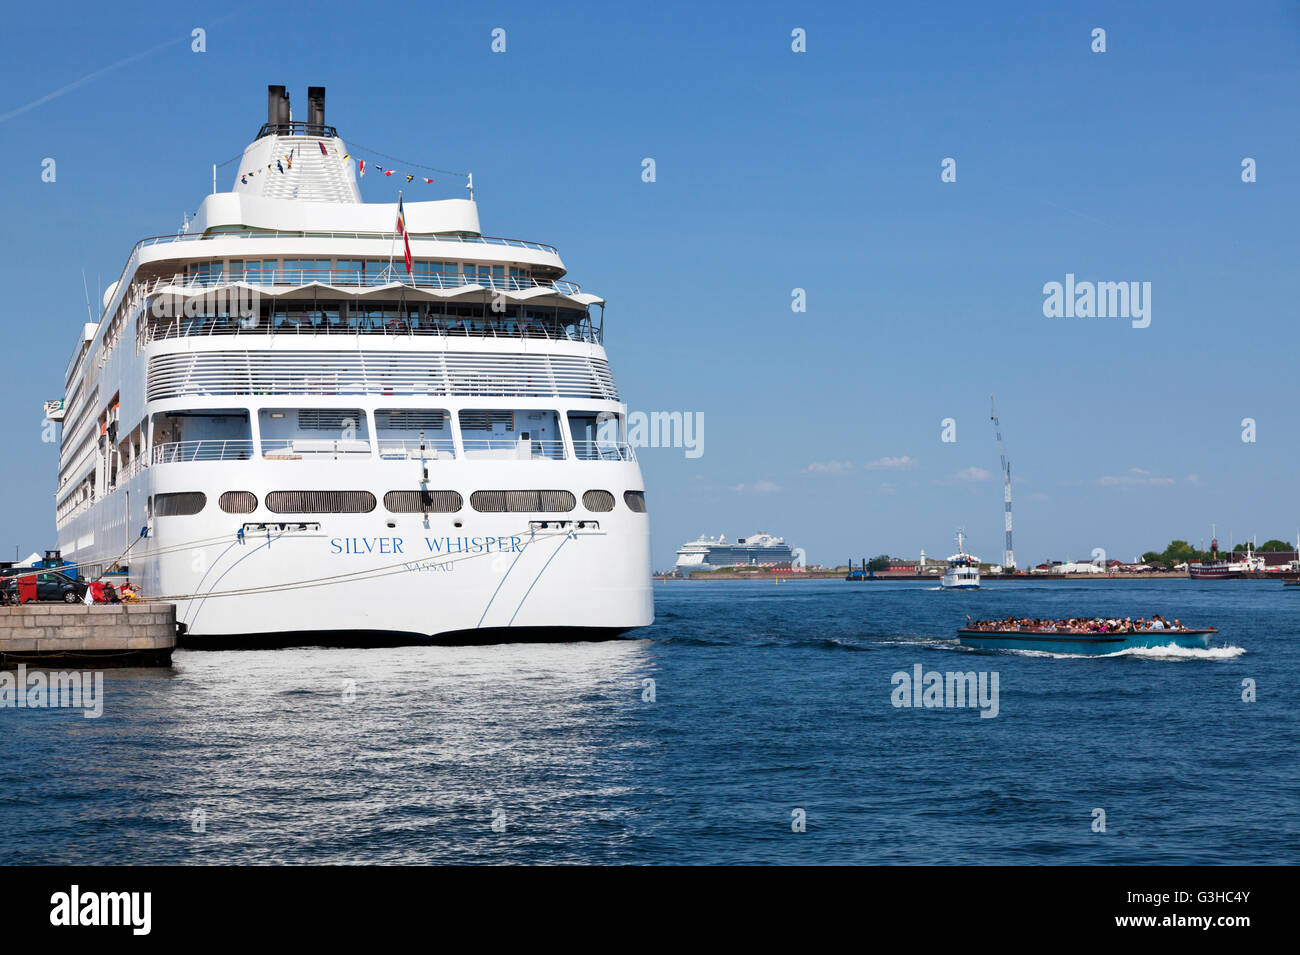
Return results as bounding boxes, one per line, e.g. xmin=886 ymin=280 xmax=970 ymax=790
xmin=956 ymin=618 xmax=1217 ymax=654
xmin=49 ymin=86 xmax=652 ymax=643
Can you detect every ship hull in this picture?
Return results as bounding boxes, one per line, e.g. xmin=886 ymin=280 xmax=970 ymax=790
xmin=59 ymin=459 xmax=653 ymax=642
xmin=1188 ymin=566 xmax=1241 ymax=579
xmin=955 ymin=628 xmax=1215 ymax=654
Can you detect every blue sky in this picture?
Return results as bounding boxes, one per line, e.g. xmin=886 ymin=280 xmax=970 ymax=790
xmin=1 ymin=1 xmax=1297 ymax=570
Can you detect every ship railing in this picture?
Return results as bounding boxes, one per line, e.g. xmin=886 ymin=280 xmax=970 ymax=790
xmin=160 ymin=269 xmax=581 ymax=294
xmin=376 ymin=437 xmax=457 ymax=461
xmin=91 ymin=230 xmax=564 ymax=377
xmin=571 ymin=440 xmax=636 ymax=462
xmin=255 ymin=121 xmax=339 ymax=139
xmin=120 ymin=455 xmax=149 ymax=481
xmin=260 ymin=438 xmax=372 ymax=459
xmin=57 ymin=495 xmax=95 ymax=525
xmin=137 ymin=231 xmax=560 ymax=255
xmin=140 ymin=314 xmax=601 ymax=345
xmin=152 ymin=440 xmax=255 ymax=464
xmin=460 ymin=437 xmax=566 ymax=461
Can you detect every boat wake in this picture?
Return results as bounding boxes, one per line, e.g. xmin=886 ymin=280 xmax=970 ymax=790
xmin=1004 ymin=642 xmax=1246 ymax=661
xmin=1103 ymin=642 xmax=1246 ymax=661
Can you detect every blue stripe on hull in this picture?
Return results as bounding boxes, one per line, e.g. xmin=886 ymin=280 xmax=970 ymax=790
xmin=955 ymin=630 xmax=1215 ymax=655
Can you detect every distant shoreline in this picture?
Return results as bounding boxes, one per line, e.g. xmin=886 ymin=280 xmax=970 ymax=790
xmin=656 ymin=571 xmax=1297 ymax=582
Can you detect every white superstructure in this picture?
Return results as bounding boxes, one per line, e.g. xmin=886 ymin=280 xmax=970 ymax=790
xmin=940 ymin=531 xmax=981 ymax=590
xmin=52 ymin=86 xmax=652 ymax=642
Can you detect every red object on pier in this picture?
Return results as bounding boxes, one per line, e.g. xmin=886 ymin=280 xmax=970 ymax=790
xmin=16 ymin=575 xmax=37 ymax=604
xmin=89 ymin=581 xmax=106 ymax=603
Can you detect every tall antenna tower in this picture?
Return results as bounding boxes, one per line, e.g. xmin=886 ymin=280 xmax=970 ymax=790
xmin=990 ymin=396 xmax=1015 ymax=569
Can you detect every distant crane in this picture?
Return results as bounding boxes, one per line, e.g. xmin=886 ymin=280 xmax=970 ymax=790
xmin=990 ymin=396 xmax=1015 ymax=569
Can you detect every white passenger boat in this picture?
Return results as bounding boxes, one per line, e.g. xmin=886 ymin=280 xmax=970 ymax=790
xmin=940 ymin=531 xmax=981 ymax=590
xmin=52 ymin=86 xmax=652 ymax=643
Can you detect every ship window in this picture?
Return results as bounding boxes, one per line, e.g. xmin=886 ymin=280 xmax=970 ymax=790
xmin=470 ymin=491 xmax=507 ymax=512
xmin=187 ymin=261 xmax=223 ymax=285
xmin=623 ymin=491 xmax=647 ymax=513
xmin=335 ymin=260 xmax=362 ymax=284
xmin=298 ymin=409 xmax=366 ymax=431
xmin=219 ymin=491 xmax=258 ymax=514
xmin=460 ymin=410 xmax=563 ymax=460
xmin=376 ymin=409 xmax=446 ymax=430
xmin=458 ymin=409 xmax=514 ymax=431
xmin=582 ymin=490 xmax=615 ymax=512
xmin=470 ymin=490 xmax=575 ymax=513
xmin=154 ymin=492 xmax=207 ymax=517
xmin=569 ymin=411 xmax=623 ymax=460
xmin=536 ymin=490 xmax=575 ymax=512
xmin=383 ymin=490 xmax=463 ymax=513
xmin=265 ymin=491 xmax=377 ymax=514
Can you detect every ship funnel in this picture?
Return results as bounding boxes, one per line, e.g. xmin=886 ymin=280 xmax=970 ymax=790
xmin=307 ymin=86 xmax=325 ymax=133
xmin=267 ymin=84 xmax=290 ymax=127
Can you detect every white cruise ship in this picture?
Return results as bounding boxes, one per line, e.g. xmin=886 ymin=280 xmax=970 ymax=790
xmin=673 ymin=532 xmax=796 ymax=574
xmin=51 ymin=86 xmax=652 ymax=643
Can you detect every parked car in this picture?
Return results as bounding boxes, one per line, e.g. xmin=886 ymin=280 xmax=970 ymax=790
xmin=0 ymin=570 xmax=88 ymax=604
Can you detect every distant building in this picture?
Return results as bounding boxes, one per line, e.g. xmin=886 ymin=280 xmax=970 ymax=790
xmin=1057 ymin=561 xmax=1104 ymax=574
xmin=1258 ymin=550 xmax=1299 ymax=570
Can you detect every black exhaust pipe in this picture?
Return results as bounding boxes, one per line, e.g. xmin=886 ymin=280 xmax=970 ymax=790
xmin=307 ymin=86 xmax=325 ymax=133
xmin=267 ymin=84 xmax=290 ymax=128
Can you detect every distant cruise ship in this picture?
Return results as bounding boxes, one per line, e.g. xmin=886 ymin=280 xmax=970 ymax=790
xmin=51 ymin=85 xmax=652 ymax=642
xmin=674 ymin=532 xmax=796 ymax=574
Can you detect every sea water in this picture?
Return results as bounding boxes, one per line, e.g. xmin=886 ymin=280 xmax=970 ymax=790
xmin=0 ymin=579 xmax=1294 ymax=864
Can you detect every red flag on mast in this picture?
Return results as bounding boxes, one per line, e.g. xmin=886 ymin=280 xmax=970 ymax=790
xmin=396 ymin=193 xmax=412 ymax=274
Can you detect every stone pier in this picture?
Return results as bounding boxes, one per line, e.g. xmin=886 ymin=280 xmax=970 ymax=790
xmin=0 ymin=603 xmax=176 ymax=667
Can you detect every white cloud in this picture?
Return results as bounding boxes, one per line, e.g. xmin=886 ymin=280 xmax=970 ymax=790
xmin=730 ymin=480 xmax=782 ymax=493
xmin=942 ymin=466 xmax=993 ymax=484
xmin=803 ymin=460 xmax=854 ymax=475
xmin=1098 ymin=468 xmax=1176 ymax=488
xmin=864 ymin=455 xmax=917 ymax=471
